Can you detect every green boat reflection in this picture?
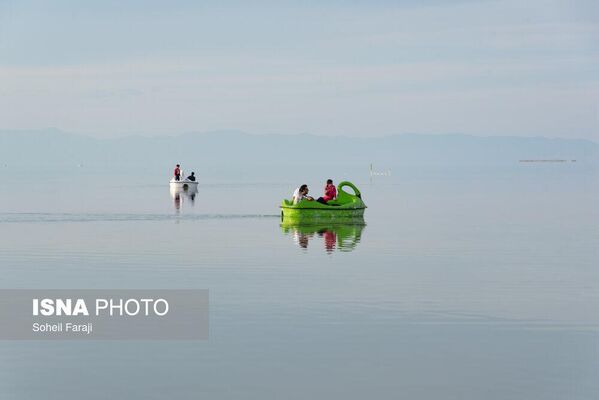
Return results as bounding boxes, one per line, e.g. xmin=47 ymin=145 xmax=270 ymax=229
xmin=280 ymin=220 xmax=366 ymax=253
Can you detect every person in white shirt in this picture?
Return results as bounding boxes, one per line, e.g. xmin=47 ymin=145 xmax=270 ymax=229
xmin=292 ymin=184 xmax=314 ymax=204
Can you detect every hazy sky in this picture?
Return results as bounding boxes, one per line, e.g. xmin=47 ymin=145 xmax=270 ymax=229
xmin=0 ymin=0 xmax=597 ymax=139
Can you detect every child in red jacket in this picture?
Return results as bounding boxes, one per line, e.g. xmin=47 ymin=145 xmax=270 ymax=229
xmin=317 ymin=179 xmax=336 ymax=204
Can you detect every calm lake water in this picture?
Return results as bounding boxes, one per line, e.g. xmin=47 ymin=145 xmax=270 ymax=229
xmin=0 ymin=164 xmax=597 ymax=400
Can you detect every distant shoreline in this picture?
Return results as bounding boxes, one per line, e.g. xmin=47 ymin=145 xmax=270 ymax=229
xmin=519 ymin=159 xmax=576 ymax=163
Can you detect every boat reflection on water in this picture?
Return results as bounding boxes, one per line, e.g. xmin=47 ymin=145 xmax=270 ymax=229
xmin=281 ymin=219 xmax=366 ymax=253
xmin=170 ymin=185 xmax=198 ymax=212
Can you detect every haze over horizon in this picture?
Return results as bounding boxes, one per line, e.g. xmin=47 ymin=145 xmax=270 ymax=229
xmin=1 ymin=1 xmax=598 ymax=140
xmin=1 ymin=127 xmax=598 ymax=143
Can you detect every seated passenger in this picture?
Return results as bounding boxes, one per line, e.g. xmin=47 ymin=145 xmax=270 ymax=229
xmin=292 ymin=184 xmax=314 ymax=204
xmin=317 ymin=179 xmax=336 ymax=204
xmin=187 ymin=172 xmax=196 ymax=181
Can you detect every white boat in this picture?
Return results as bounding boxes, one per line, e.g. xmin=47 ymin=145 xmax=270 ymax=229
xmin=169 ymin=178 xmax=198 ymax=191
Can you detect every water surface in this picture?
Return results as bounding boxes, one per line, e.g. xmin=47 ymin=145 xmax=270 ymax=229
xmin=0 ymin=165 xmax=597 ymax=399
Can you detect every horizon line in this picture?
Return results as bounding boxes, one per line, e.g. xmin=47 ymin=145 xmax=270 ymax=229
xmin=0 ymin=127 xmax=597 ymax=144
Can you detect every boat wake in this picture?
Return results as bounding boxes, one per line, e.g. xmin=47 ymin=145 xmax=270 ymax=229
xmin=0 ymin=213 xmax=280 ymax=223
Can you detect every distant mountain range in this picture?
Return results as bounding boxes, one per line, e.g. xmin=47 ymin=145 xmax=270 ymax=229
xmin=0 ymin=129 xmax=596 ymax=179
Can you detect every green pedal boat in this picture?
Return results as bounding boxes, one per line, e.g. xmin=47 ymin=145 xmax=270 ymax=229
xmin=280 ymin=181 xmax=367 ymax=221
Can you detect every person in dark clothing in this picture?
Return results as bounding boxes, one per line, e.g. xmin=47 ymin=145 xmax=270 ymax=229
xmin=187 ymin=172 xmax=196 ymax=181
